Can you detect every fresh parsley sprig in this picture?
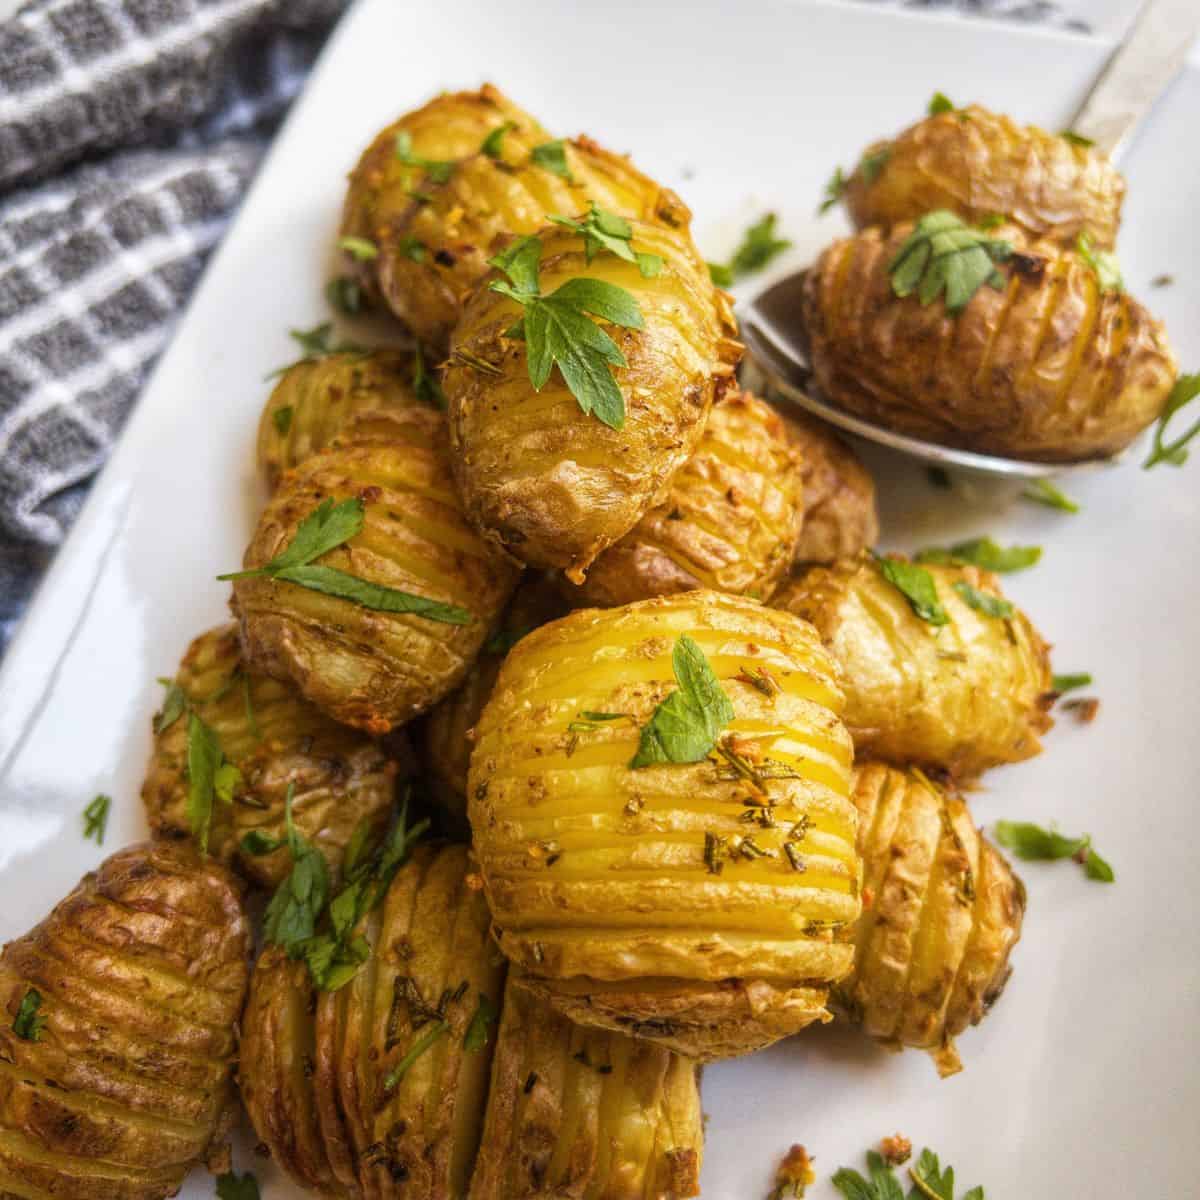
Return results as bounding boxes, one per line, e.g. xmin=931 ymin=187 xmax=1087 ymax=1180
xmin=187 ymin=713 xmax=242 ymax=855
xmin=927 ymin=91 xmax=957 ymax=115
xmin=480 ymin=120 xmax=517 ymax=159
xmin=1076 ymin=232 xmax=1122 ymax=292
xmin=889 ymin=211 xmax=1012 ymax=313
xmin=1059 ymin=129 xmax=1095 ymax=148
xmin=82 ymin=793 xmax=111 ymax=844
xmin=394 ymin=130 xmax=454 ymax=183
xmin=12 ymin=988 xmax=47 ymax=1042
xmin=872 ymin=553 xmax=950 ymax=626
xmin=819 ymin=166 xmax=848 ymax=215
xmin=952 ymin=580 xmax=1013 ymax=619
xmin=708 ymin=213 xmax=792 ymax=286
xmin=1144 ymin=372 xmax=1200 ymax=469
xmin=994 ymin=820 xmax=1114 ymax=882
xmin=548 ymin=204 xmax=663 ymax=278
xmin=530 ymin=139 xmax=572 ymax=180
xmin=265 ymin=322 xmax=365 ymax=381
xmin=833 ymin=1146 xmax=984 ymax=1200
xmin=915 ymin=536 xmax=1041 ymax=573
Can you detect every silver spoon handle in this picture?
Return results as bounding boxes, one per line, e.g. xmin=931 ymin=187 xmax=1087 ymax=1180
xmin=1069 ymin=0 xmax=1199 ymax=160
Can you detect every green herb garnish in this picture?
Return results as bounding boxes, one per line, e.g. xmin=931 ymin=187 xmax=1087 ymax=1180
xmin=1021 ymin=478 xmax=1080 ymax=513
xmin=265 ymin=322 xmax=364 ymax=380
xmin=548 ymin=203 xmax=663 ymax=278
xmin=915 ymin=536 xmax=1041 ymax=573
xmin=154 ymin=677 xmax=187 ymax=733
xmin=708 ymin=213 xmax=792 ymax=284
xmin=12 ymin=989 xmax=47 ymax=1042
xmin=216 ymin=1170 xmax=261 ymax=1200
xmin=1144 ymin=372 xmax=1200 ymax=469
xmin=1059 ymin=130 xmax=1094 ymax=148
xmin=993 ymin=819 xmax=1114 ymax=882
xmin=394 ymin=130 xmax=454 ymax=183
xmin=384 ymin=1020 xmax=449 ymax=1093
xmin=481 ymin=120 xmax=517 ymax=159
xmin=272 ymin=405 xmax=293 ymax=436
xmin=630 ymin=635 xmax=734 ymax=768
xmin=1076 ymin=232 xmax=1122 ymax=292
xmin=833 ymin=1146 xmax=985 ymax=1200
xmin=952 ymin=580 xmax=1013 ymax=619
xmin=82 ymin=793 xmax=111 ymax=844
xmin=262 ymin=784 xmax=330 ymax=954
xmin=859 ymin=146 xmax=891 ymax=184
xmin=325 ymin=275 xmax=366 ymax=316
xmin=187 ymin=714 xmax=241 ymax=855
xmin=530 ymin=138 xmax=572 ymax=180
xmin=889 ymin=210 xmax=1012 ymax=313
xmin=819 ymin=165 xmax=848 ymax=214
xmin=927 ymin=91 xmax=956 ymax=115
xmin=464 ymin=993 xmax=498 ymax=1052
xmin=397 ymin=235 xmax=426 ymax=263
xmin=872 ymin=553 xmax=949 ymax=626
xmin=707 ymin=261 xmax=734 ymax=287
xmin=1052 ymin=672 xmax=1092 ymax=693
xmin=338 ymin=235 xmax=378 ymax=262
xmin=239 ymin=830 xmax=285 ymax=856
xmin=412 ymin=346 xmax=446 ymax=410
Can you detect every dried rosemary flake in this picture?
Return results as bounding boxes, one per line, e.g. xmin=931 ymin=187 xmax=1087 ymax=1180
xmin=784 ymin=842 xmax=807 ymax=872
xmin=703 ymin=831 xmax=728 ymax=875
xmin=735 ymin=664 xmax=779 ymax=697
xmin=450 ymin=348 xmax=503 ymax=376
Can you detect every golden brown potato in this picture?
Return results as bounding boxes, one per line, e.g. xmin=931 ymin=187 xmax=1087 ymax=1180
xmin=562 ymin=390 xmax=803 ymax=608
xmin=801 ymin=221 xmax=1178 ymax=462
xmin=141 ymin=624 xmax=401 ymax=888
xmin=234 ymin=403 xmax=521 ymax=734
xmin=340 ymin=85 xmax=548 ymax=297
xmin=377 ymin=134 xmax=692 ymax=351
xmin=239 ymin=843 xmax=503 ymax=1198
xmin=782 ymin=411 xmax=879 ymax=564
xmin=837 ymin=763 xmax=1025 ymax=1076
xmin=468 ymin=590 xmax=860 ymax=1061
xmin=469 ymin=982 xmax=702 ymax=1199
xmin=843 ymin=103 xmax=1125 ymax=249
xmin=774 ymin=555 xmax=1053 ymax=778
xmin=446 ymin=222 xmax=741 ymax=580
xmin=257 ymin=350 xmax=424 ymax=489
xmin=0 ymin=842 xmax=250 ymax=1199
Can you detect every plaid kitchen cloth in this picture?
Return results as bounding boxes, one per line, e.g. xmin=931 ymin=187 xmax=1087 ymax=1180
xmin=0 ymin=0 xmax=1087 ymax=660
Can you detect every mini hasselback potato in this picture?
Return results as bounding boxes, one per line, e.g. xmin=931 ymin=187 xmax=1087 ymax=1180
xmin=142 ymin=623 xmax=401 ymax=888
xmin=468 ymin=590 xmax=860 ymax=1061
xmin=378 ymin=135 xmax=692 ymax=350
xmin=837 ymin=763 xmax=1025 ymax=1077
xmin=239 ymin=843 xmax=503 ymax=1198
xmin=233 ymin=399 xmax=521 ymax=733
xmin=563 ymin=390 xmax=804 ymax=608
xmin=469 ymin=982 xmax=702 ymax=1200
xmin=0 ymin=842 xmax=250 ymax=1199
xmin=774 ymin=555 xmax=1053 ymax=778
xmin=340 ymin=84 xmax=548 ymax=296
xmin=842 ymin=103 xmax=1125 ymax=249
xmin=257 ymin=350 xmax=423 ymax=488
xmin=782 ymin=411 xmax=879 ymax=564
xmin=446 ymin=222 xmax=741 ymax=580
xmin=800 ymin=221 xmax=1178 ymax=461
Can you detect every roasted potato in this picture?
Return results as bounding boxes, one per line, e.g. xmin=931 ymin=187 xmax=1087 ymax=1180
xmin=340 ymin=85 xmax=548 ymax=297
xmin=377 ymin=135 xmax=691 ymax=350
xmin=775 ymin=555 xmax=1053 ymax=778
xmin=801 ymin=221 xmax=1178 ymax=461
xmin=782 ymin=411 xmax=879 ymax=564
xmin=0 ymin=842 xmax=250 ymax=1199
xmin=837 ymin=763 xmax=1025 ymax=1077
xmin=257 ymin=350 xmax=423 ymax=489
xmin=468 ymin=590 xmax=860 ymax=1061
xmin=446 ymin=222 xmax=741 ymax=580
xmin=239 ymin=843 xmax=503 ymax=1198
xmin=141 ymin=623 xmax=401 ymax=888
xmin=233 ymin=402 xmax=521 ymax=733
xmin=842 ymin=103 xmax=1125 ymax=249
xmin=469 ymin=981 xmax=702 ymax=1199
xmin=562 ymin=390 xmax=803 ymax=608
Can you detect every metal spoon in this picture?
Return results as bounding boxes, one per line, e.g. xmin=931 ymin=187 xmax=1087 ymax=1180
xmin=740 ymin=0 xmax=1199 ymax=479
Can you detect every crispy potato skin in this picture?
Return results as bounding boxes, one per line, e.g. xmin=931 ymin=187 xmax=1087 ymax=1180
xmin=257 ymin=351 xmax=421 ymax=489
xmin=339 ymin=85 xmax=547 ymax=298
xmin=782 ymin=412 xmax=879 ymax=564
xmin=234 ymin=404 xmax=521 ymax=733
xmin=446 ymin=223 xmax=741 ymax=580
xmin=844 ymin=104 xmax=1125 ymax=249
xmin=469 ymin=982 xmax=702 ymax=1200
xmin=468 ymin=591 xmax=860 ymax=1060
xmin=801 ymin=223 xmax=1178 ymax=462
xmin=0 ymin=842 xmax=250 ymax=1199
xmin=379 ymin=135 xmax=693 ymax=351
xmin=239 ymin=844 xmax=503 ymax=1199
xmin=837 ymin=764 xmax=1025 ymax=1076
xmin=563 ymin=391 xmax=803 ymax=608
xmin=775 ymin=556 xmax=1053 ymax=778
xmin=141 ymin=624 xmax=401 ymax=888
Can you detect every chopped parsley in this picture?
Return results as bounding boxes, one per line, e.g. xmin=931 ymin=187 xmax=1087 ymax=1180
xmin=1052 ymin=672 xmax=1092 ymax=693
xmin=548 ymin=203 xmax=663 ymax=278
xmin=915 ymin=536 xmax=1041 ymax=573
xmin=187 ymin=713 xmax=241 ymax=855
xmin=859 ymin=145 xmax=891 ymax=184
xmin=383 ymin=1021 xmax=449 ymax=1093
xmin=480 ymin=120 xmax=517 ymax=159
xmin=889 ymin=210 xmax=1011 ymax=313
xmin=12 ymin=989 xmax=47 ymax=1042
xmin=952 ymin=580 xmax=1013 ymax=619
xmin=463 ymin=992 xmax=498 ymax=1052
xmin=265 ymin=322 xmax=364 ymax=381
xmin=1059 ymin=130 xmax=1095 ymax=148
xmin=872 ymin=553 xmax=949 ymax=626
xmin=1076 ymin=232 xmax=1122 ymax=292
xmin=927 ymin=91 xmax=957 ymax=115
xmin=1021 ymin=478 xmax=1080 ymax=513
xmin=412 ymin=346 xmax=446 ymax=410
xmin=819 ymin=166 xmax=848 ymax=214
xmin=337 ymin=235 xmax=378 ymax=262
xmin=833 ymin=1145 xmax=985 ymax=1200
xmin=1144 ymin=372 xmax=1200 ymax=469
xmin=394 ymin=130 xmax=454 ymax=183
xmin=993 ymin=820 xmax=1114 ymax=882
xmin=82 ymin=793 xmax=111 ymax=844
xmin=325 ymin=275 xmax=366 ymax=316
xmin=530 ymin=139 xmax=572 ymax=180
xmin=272 ymin=405 xmax=293 ymax=436
xmin=708 ymin=213 xmax=792 ymax=285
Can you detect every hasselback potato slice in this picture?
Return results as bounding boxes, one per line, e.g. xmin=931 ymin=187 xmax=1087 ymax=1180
xmin=468 ymin=591 xmax=860 ymax=1061
xmin=800 ymin=221 xmax=1178 ymax=461
xmin=837 ymin=763 xmax=1025 ymax=1076
xmin=446 ymin=222 xmax=741 ymax=580
xmin=239 ymin=842 xmax=503 ymax=1198
xmin=0 ymin=842 xmax=250 ymax=1199
xmin=141 ymin=623 xmax=401 ymax=888
xmin=376 ymin=135 xmax=691 ymax=350
xmin=233 ymin=401 xmax=521 ymax=734
xmin=782 ymin=411 xmax=879 ymax=565
xmin=775 ymin=555 xmax=1053 ymax=778
xmin=340 ymin=85 xmax=547 ymax=296
xmin=564 ymin=390 xmax=803 ymax=608
xmin=842 ymin=103 xmax=1125 ymax=249
xmin=469 ymin=982 xmax=702 ymax=1199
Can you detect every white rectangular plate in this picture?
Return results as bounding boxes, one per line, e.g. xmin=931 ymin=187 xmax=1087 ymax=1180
xmin=2 ymin=1 xmax=1197 ymax=1195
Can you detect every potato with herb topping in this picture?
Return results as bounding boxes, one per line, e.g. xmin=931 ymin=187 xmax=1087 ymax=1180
xmin=841 ymin=102 xmax=1126 ymax=249
xmin=469 ymin=982 xmax=702 ymax=1199
xmin=468 ymin=590 xmax=860 ymax=1061
xmin=239 ymin=842 xmax=503 ymax=1198
xmin=141 ymin=623 xmax=402 ymax=888
xmin=774 ymin=555 xmax=1053 ymax=778
xmin=562 ymin=389 xmax=803 ymax=608
xmin=446 ymin=221 xmax=741 ymax=581
xmin=233 ymin=398 xmax=521 ymax=734
xmin=0 ymin=841 xmax=250 ymax=1199
xmin=837 ymin=763 xmax=1025 ymax=1076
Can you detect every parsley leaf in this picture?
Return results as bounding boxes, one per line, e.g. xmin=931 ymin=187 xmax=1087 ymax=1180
xmin=709 ymin=213 xmax=792 ymax=284
xmin=1052 ymin=672 xmax=1092 ymax=693
xmin=394 ymin=130 xmax=454 ymax=184
xmin=819 ymin=165 xmax=848 ymax=214
xmin=216 ymin=1171 xmax=261 ymax=1200
xmin=630 ymin=635 xmax=735 ymax=768
xmin=272 ymin=405 xmax=293 ymax=436
xmin=548 ymin=204 xmax=663 ymax=278
xmin=412 ymin=346 xmax=446 ymax=410
xmin=154 ymin=677 xmax=187 ymax=734
xmin=383 ymin=1021 xmax=449 ymax=1092
xmin=834 ymin=1146 xmax=984 ymax=1200
xmin=82 ymin=793 xmax=111 ymax=844
xmin=928 ymin=91 xmax=956 ymax=115
xmin=889 ymin=210 xmax=1012 ymax=313
xmin=263 ymin=785 xmax=331 ymax=953
xmin=916 ymin=537 xmax=1041 ymax=573
xmin=12 ymin=988 xmax=47 ymax=1042
xmin=187 ymin=713 xmax=240 ymax=855
xmin=707 ymin=261 xmax=734 ymax=287
xmin=464 ymin=992 xmax=498 ymax=1052
xmin=326 ymin=275 xmax=366 ymax=316
xmin=872 ymin=553 xmax=949 ymax=625
xmin=1021 ymin=478 xmax=1080 ymax=513
xmin=265 ymin=322 xmax=364 ymax=381
xmin=859 ymin=146 xmax=891 ymax=184
xmin=952 ymin=580 xmax=1013 ymax=619
xmin=530 ymin=139 xmax=572 ymax=180
xmin=239 ymin=830 xmax=285 ymax=856
xmin=338 ymin=235 xmax=378 ymax=262
xmin=994 ymin=820 xmax=1114 ymax=883
xmin=1076 ymin=232 xmax=1122 ymax=292
xmin=1144 ymin=372 xmax=1200 ymax=469
xmin=481 ymin=120 xmax=517 ymax=159
xmin=1060 ymin=129 xmax=1095 ymax=148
